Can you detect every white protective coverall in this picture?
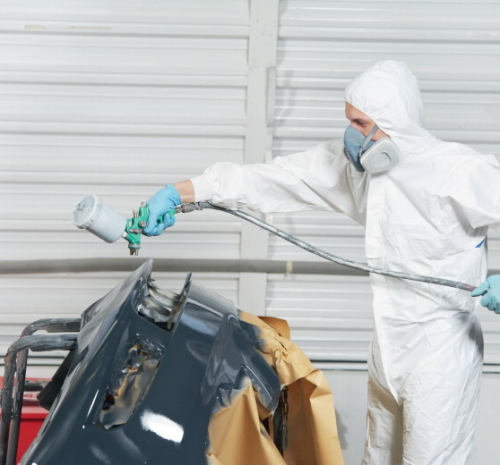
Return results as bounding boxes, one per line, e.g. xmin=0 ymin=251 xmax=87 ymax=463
xmin=190 ymin=61 xmax=500 ymax=464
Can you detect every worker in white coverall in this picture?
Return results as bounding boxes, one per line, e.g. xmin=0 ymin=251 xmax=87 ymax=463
xmin=143 ymin=61 xmax=500 ymax=464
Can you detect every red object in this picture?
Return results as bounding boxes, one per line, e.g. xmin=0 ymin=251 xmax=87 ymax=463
xmin=0 ymin=378 xmax=48 ymax=464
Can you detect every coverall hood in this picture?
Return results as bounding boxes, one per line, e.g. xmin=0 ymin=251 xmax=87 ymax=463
xmin=345 ymin=60 xmax=437 ymax=158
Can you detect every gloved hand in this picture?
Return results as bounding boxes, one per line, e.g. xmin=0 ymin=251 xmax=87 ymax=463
xmin=471 ymin=275 xmax=500 ymax=314
xmin=143 ymin=184 xmax=182 ymax=236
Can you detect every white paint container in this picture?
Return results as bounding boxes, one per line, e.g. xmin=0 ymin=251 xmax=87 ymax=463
xmin=73 ymin=194 xmax=127 ymax=243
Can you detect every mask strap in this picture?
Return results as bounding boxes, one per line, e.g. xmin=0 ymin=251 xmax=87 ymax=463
xmin=360 ymin=125 xmax=379 ymax=152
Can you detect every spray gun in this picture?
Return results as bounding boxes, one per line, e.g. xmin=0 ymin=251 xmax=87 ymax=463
xmin=72 ymin=194 xmax=177 ymax=256
xmin=73 ymin=195 xmax=477 ymax=292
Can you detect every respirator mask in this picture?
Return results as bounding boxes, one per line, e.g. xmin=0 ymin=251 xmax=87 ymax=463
xmin=343 ymin=124 xmax=401 ymax=174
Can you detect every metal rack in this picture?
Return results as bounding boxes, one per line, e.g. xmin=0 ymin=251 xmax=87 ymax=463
xmin=0 ymin=318 xmax=81 ymax=465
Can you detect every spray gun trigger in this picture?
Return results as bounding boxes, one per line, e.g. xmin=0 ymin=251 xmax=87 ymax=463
xmin=124 ymin=203 xmax=150 ymax=256
xmin=123 ymin=205 xmax=177 ymax=256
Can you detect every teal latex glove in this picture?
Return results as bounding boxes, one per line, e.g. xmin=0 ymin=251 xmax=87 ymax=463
xmin=143 ymin=184 xmax=181 ymax=236
xmin=471 ymin=275 xmax=500 ymax=314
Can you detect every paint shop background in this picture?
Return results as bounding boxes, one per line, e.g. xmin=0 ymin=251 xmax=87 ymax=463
xmin=1 ymin=1 xmax=500 ymax=463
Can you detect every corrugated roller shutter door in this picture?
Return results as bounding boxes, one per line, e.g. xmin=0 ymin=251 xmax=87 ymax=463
xmin=0 ymin=0 xmax=249 ymax=370
xmin=270 ymin=0 xmax=500 ymax=364
xmin=3 ymin=0 xmax=500 ymax=374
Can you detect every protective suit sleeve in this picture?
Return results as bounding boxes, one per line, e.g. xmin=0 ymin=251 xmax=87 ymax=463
xmin=190 ymin=140 xmax=368 ymax=225
xmin=440 ymin=153 xmax=500 ymax=231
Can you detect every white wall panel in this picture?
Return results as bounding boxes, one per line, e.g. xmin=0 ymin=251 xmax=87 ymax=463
xmin=272 ymin=0 xmax=500 ymax=364
xmin=3 ymin=0 xmax=500 ymax=371
xmin=267 ymin=274 xmax=373 ymax=361
xmin=0 ymin=0 xmax=251 ymax=367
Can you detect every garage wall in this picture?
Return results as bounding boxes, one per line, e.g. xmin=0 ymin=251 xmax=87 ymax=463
xmin=2 ymin=0 xmax=500 ymax=369
xmin=0 ymin=0 xmax=253 ymax=362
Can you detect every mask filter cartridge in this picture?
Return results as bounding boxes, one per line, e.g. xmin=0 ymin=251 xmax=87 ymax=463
xmin=343 ymin=125 xmax=401 ymax=174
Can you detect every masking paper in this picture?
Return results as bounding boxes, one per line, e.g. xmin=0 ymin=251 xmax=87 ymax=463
xmin=206 ymin=313 xmax=344 ymax=465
